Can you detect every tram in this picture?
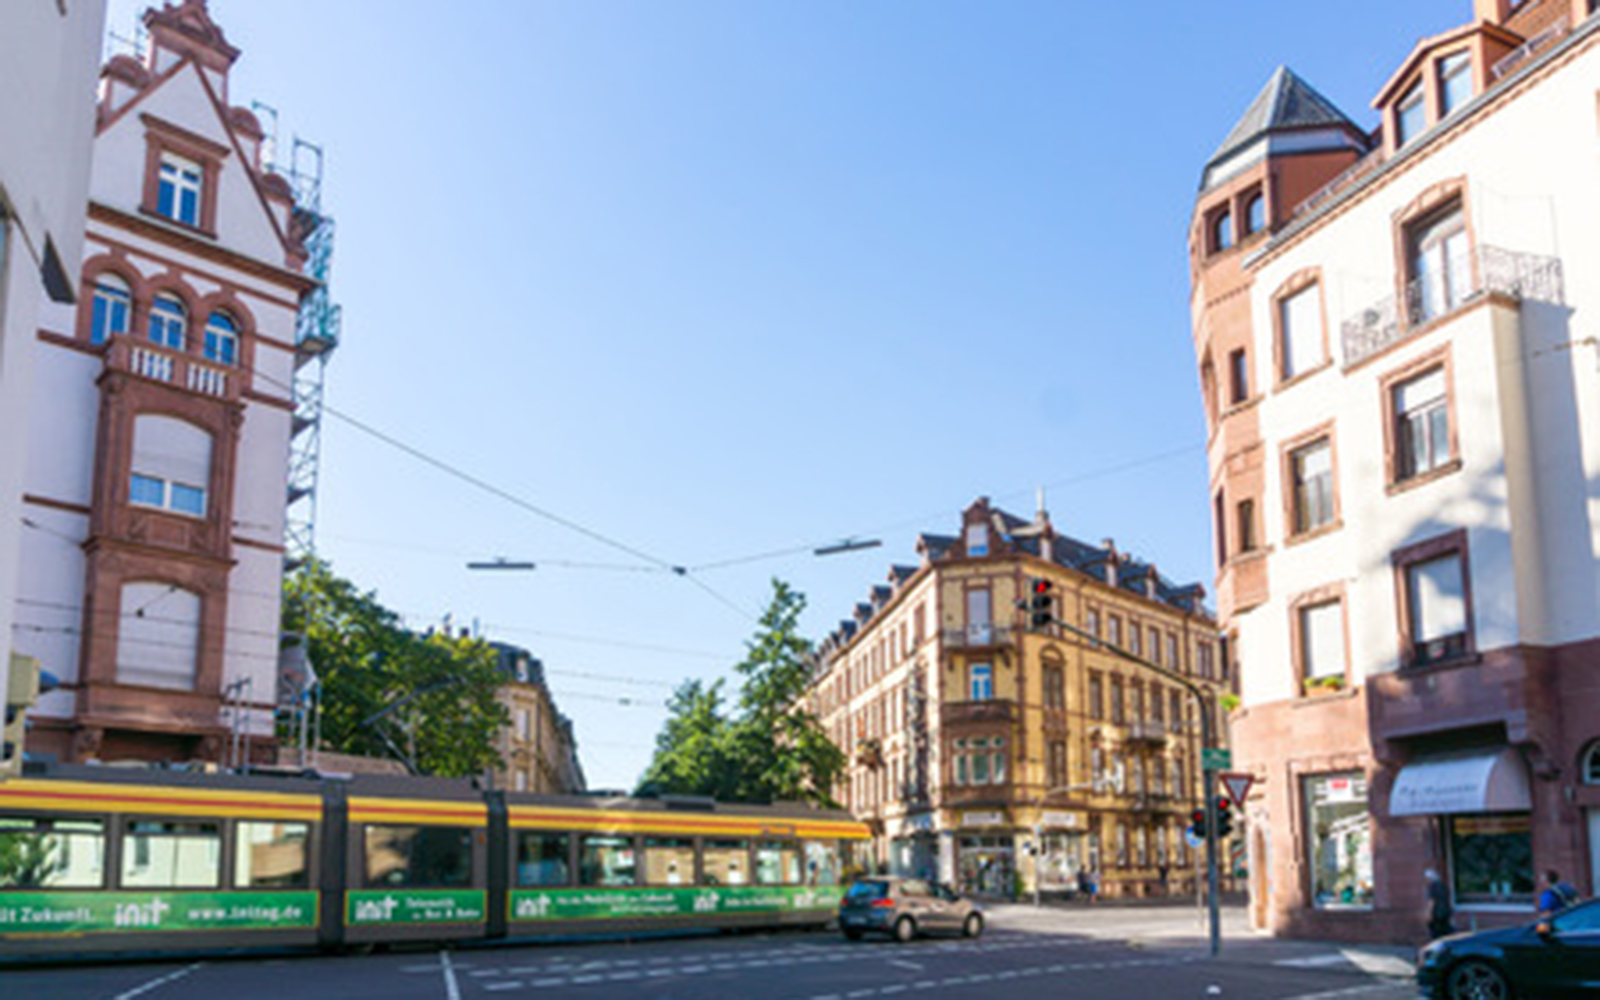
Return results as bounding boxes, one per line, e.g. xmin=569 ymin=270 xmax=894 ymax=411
xmin=0 ymin=763 xmax=870 ymax=958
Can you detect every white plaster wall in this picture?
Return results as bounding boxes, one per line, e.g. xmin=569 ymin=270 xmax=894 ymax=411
xmin=0 ymin=0 xmax=106 ymax=715
xmin=24 ymin=334 xmax=103 ymax=504
xmin=225 ymin=545 xmax=284 ymax=738
xmin=233 ymin=396 xmax=292 ymax=545
xmin=1237 ymin=35 xmax=1600 ymax=709
xmin=11 ymin=504 xmax=89 ymax=707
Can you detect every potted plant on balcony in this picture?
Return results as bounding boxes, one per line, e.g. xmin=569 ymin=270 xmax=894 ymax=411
xmin=1302 ymin=674 xmax=1346 ymax=697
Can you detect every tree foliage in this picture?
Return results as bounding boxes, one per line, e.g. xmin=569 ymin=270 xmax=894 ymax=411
xmin=638 ymin=580 xmax=845 ymax=806
xmin=282 ymin=560 xmax=509 ymax=778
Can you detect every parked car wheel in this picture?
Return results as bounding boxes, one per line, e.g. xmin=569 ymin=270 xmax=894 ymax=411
xmin=1446 ymin=959 xmax=1510 ymax=1000
xmin=893 ymin=916 xmax=915 ymax=943
xmin=962 ymin=913 xmax=983 ymax=939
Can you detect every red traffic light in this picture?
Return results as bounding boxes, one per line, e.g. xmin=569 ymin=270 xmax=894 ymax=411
xmin=1191 ymin=809 xmax=1206 ymax=825
xmin=1032 ymin=578 xmax=1052 ymax=595
xmin=1216 ymin=797 xmax=1231 ymax=812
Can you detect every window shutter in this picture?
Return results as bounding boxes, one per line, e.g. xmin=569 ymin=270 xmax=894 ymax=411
xmin=1280 ymin=286 xmax=1323 ymax=378
xmin=132 ymin=415 xmax=212 ymax=488
xmin=116 ymin=583 xmax=200 ymax=690
xmin=1301 ymin=602 xmax=1345 ymax=680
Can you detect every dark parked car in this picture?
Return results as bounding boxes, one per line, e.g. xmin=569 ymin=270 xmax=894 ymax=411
xmin=839 ymin=876 xmax=983 ymax=943
xmin=1417 ymin=897 xmax=1600 ymax=999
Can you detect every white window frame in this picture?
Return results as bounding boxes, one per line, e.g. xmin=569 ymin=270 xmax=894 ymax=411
xmin=158 ymin=153 xmax=203 ymax=226
xmin=204 ymin=311 xmax=238 ymax=365
xmin=1292 ymin=439 xmax=1335 ymax=534
xmin=148 ymin=294 xmax=186 ymax=351
xmin=1396 ymin=82 xmax=1426 ymax=147
xmin=968 ymin=662 xmax=993 ymax=702
xmin=1407 ymin=552 xmax=1468 ymax=664
xmin=1394 ymin=368 xmax=1450 ymax=480
xmin=1299 ymin=600 xmax=1346 ymax=682
xmin=1438 ymin=51 xmax=1472 ymax=118
xmin=1279 ymin=284 xmax=1324 ymax=380
xmin=91 ymin=275 xmax=132 ymax=344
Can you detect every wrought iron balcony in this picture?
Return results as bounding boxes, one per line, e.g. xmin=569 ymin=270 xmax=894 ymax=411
xmin=1340 ymin=245 xmax=1564 ymax=369
xmin=941 ymin=625 xmax=1016 ymax=648
xmin=1123 ymin=720 xmax=1169 ymax=746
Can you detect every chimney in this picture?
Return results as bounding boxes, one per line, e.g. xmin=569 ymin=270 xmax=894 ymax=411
xmin=1473 ymin=0 xmax=1514 ymax=24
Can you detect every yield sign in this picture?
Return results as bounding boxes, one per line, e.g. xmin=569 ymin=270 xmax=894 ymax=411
xmin=1220 ymin=772 xmax=1255 ymax=805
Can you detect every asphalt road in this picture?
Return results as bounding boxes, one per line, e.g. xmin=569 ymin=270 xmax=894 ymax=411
xmin=2 ymin=908 xmax=1418 ymax=1000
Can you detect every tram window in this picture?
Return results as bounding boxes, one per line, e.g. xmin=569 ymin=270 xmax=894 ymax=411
xmin=0 ymin=816 xmax=105 ymax=888
xmin=702 ymin=839 xmax=749 ymax=886
xmin=755 ymin=841 xmax=801 ymax=885
xmin=803 ymin=841 xmax=841 ymax=886
xmin=364 ymin=825 xmax=471 ymax=888
xmin=121 ymin=820 xmax=221 ymax=888
xmin=578 ymin=835 xmax=637 ymax=887
xmin=515 ymin=832 xmax=570 ymax=887
xmin=643 ymin=837 xmax=694 ymax=886
xmin=234 ymin=821 xmax=310 ymax=889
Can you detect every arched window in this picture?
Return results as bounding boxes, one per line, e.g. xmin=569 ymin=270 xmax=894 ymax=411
xmin=117 ymin=582 xmax=200 ymax=690
xmin=1584 ymin=742 xmax=1600 ymax=785
xmin=128 ymin=414 xmax=212 ymax=517
xmin=204 ymin=311 xmax=238 ymax=365
xmin=89 ymin=274 xmax=132 ymax=344
xmin=1245 ymin=193 xmax=1267 ymax=235
xmin=148 ymin=294 xmax=186 ymax=351
xmin=1213 ymin=209 xmax=1234 ymax=252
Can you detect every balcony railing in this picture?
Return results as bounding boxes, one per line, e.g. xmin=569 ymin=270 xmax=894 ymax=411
xmin=1493 ymin=15 xmax=1570 ymax=80
xmin=1340 ymin=245 xmax=1564 ymax=369
xmin=942 ymin=699 xmax=1019 ymax=726
xmin=113 ymin=338 xmax=238 ymax=400
xmin=1123 ymin=720 xmax=1168 ymax=745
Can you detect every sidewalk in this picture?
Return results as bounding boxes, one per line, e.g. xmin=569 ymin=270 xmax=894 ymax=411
xmin=985 ymin=902 xmax=1417 ymax=980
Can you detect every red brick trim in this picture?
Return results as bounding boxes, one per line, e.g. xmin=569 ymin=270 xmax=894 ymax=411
xmin=139 ymin=113 xmax=229 ymax=238
xmin=88 ymin=202 xmax=317 ymax=295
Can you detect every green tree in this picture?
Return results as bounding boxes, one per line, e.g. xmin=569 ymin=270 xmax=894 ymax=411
xmin=638 ymin=580 xmax=844 ymax=807
xmin=283 ymin=559 xmax=509 ymax=778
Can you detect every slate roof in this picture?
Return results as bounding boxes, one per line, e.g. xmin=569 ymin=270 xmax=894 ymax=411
xmin=1207 ymin=66 xmax=1366 ymax=169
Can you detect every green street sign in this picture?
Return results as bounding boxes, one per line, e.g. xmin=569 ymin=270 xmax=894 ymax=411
xmin=1202 ymin=748 xmax=1232 ymax=771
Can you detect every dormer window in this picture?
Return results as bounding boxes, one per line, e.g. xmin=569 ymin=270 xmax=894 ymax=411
xmin=1438 ymin=51 xmax=1472 ymax=118
xmin=157 ymin=153 xmax=204 ymax=226
xmin=965 ymin=523 xmax=989 ymax=557
xmin=1396 ymin=82 xmax=1426 ymax=147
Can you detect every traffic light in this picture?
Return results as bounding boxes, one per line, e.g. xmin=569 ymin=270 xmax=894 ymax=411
xmin=2 ymin=655 xmax=44 ymax=778
xmin=1028 ymin=578 xmax=1054 ymax=629
xmin=1187 ymin=807 xmax=1208 ymax=841
xmin=1215 ymin=797 xmax=1234 ymax=839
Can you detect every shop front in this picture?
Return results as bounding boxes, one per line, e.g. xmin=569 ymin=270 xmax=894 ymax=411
xmin=888 ymin=812 xmax=939 ymax=881
xmin=1390 ymin=747 xmax=1536 ymax=912
xmin=954 ymin=810 xmax=1014 ymax=898
xmin=1034 ymin=810 xmax=1087 ymax=896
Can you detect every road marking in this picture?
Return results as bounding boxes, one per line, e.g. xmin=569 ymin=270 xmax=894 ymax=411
xmin=110 ymin=962 xmax=204 ymax=1000
xmin=1279 ymin=985 xmax=1408 ymax=1000
xmin=887 ymin=959 xmax=923 ymax=971
xmin=483 ymin=982 xmax=523 ymax=992
xmin=440 ymin=950 xmax=461 ymax=1000
xmin=530 ymin=977 xmax=567 ymax=988
xmin=1275 ymin=954 xmax=1352 ymax=968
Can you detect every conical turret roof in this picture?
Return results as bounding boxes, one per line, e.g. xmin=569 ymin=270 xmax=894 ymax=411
xmin=1206 ymin=66 xmax=1365 ymax=169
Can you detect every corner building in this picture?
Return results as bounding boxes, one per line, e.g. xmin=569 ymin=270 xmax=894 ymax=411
xmin=13 ymin=1 xmax=320 ymax=764
xmin=1190 ymin=0 xmax=1600 ymax=943
xmin=806 ymin=497 xmax=1232 ymax=900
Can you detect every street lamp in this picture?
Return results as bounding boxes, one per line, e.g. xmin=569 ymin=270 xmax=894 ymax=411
xmin=813 ymin=538 xmax=882 ymax=557
xmin=466 ymin=557 xmax=536 ymax=571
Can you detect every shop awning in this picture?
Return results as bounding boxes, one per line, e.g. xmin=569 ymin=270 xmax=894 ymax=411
xmin=1389 ymin=747 xmax=1532 ymax=817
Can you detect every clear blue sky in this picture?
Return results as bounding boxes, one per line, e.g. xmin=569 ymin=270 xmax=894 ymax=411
xmin=108 ymin=0 xmax=1464 ymax=789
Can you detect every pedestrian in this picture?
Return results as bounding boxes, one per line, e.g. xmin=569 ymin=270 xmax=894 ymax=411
xmin=1076 ymin=867 xmax=1090 ymax=901
xmin=1157 ymin=861 xmax=1171 ymax=897
xmin=1425 ymin=869 xmax=1453 ymax=940
xmin=1086 ymin=867 xmax=1100 ymax=904
xmin=1538 ymin=869 xmax=1580 ymax=916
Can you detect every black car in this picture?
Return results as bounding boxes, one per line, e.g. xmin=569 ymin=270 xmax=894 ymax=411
xmin=1417 ymin=898 xmax=1600 ymax=999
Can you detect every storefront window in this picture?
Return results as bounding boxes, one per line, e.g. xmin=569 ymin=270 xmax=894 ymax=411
xmin=1449 ymin=815 xmax=1533 ymax=905
xmin=1305 ymin=772 xmax=1373 ymax=908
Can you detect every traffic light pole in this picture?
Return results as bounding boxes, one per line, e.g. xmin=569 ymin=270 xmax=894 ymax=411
xmin=1038 ymin=611 xmax=1223 ymax=958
